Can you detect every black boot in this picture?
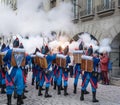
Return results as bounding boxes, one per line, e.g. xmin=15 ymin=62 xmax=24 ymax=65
xmin=80 ymin=90 xmax=84 ymax=101
xmin=44 ymin=87 xmax=52 ymax=98
xmin=53 ymin=81 xmax=57 ymax=90
xmin=38 ymin=86 xmax=43 ymax=96
xmin=31 ymin=78 xmax=34 ymax=85
xmin=73 ymin=84 xmax=77 ymax=94
xmin=92 ymin=92 xmax=99 ymax=102
xmin=51 ymin=78 xmax=53 ymax=86
xmin=13 ymin=90 xmax=17 ymax=99
xmin=58 ymin=86 xmax=61 ymax=95
xmin=61 ymin=82 xmax=64 ymax=90
xmin=64 ymin=86 xmax=69 ymax=96
xmin=36 ymin=82 xmax=38 ymax=90
xmin=21 ymin=96 xmax=24 ymax=104
xmin=22 ymin=92 xmax=27 ymax=99
xmin=24 ymin=88 xmax=28 ymax=93
xmin=1 ymin=84 xmax=6 ymax=94
xmin=7 ymin=94 xmax=12 ymax=105
xmin=17 ymin=95 xmax=24 ymax=105
xmin=84 ymin=89 xmax=89 ymax=94
xmin=41 ymin=87 xmax=45 ymax=91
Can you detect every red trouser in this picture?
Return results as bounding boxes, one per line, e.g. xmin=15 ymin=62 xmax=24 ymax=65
xmin=101 ymin=71 xmax=109 ymax=84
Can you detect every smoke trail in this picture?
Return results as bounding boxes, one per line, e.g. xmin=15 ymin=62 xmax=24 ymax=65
xmin=0 ymin=0 xmax=74 ymax=36
xmin=0 ymin=0 xmax=75 ymax=53
xmin=0 ymin=1 xmax=112 ymax=54
xmin=99 ymin=38 xmax=111 ymax=53
xmin=79 ymin=33 xmax=99 ymax=52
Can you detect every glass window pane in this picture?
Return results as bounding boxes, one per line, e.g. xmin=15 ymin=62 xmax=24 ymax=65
xmin=87 ymin=0 xmax=92 ymax=14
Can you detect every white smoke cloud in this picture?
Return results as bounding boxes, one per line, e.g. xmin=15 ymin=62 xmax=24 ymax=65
xmin=0 ymin=1 xmax=112 ymax=54
xmin=0 ymin=0 xmax=74 ymax=36
xmin=0 ymin=4 xmax=18 ymax=35
xmin=99 ymin=38 xmax=111 ymax=53
xmin=79 ymin=33 xmax=99 ymax=52
xmin=12 ymin=34 xmax=47 ymax=54
xmin=48 ymin=35 xmax=69 ymax=53
xmin=69 ymin=41 xmax=79 ymax=52
xmin=0 ymin=0 xmax=75 ymax=53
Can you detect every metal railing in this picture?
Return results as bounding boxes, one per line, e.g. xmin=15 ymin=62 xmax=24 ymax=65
xmin=97 ymin=1 xmax=115 ymax=12
xmin=80 ymin=8 xmax=95 ymax=17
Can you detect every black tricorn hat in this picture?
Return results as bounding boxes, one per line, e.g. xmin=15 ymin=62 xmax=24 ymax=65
xmin=44 ymin=45 xmax=50 ymax=54
xmin=13 ymin=38 xmax=19 ymax=47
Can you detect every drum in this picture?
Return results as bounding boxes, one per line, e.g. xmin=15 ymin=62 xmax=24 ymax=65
xmin=56 ymin=54 xmax=66 ymax=68
xmin=73 ymin=50 xmax=83 ymax=64
xmin=11 ymin=48 xmax=26 ymax=67
xmin=36 ymin=52 xmax=48 ymax=69
xmin=52 ymin=59 xmax=56 ymax=64
xmin=81 ymin=55 xmax=93 ymax=72
xmin=0 ymin=52 xmax=6 ymax=65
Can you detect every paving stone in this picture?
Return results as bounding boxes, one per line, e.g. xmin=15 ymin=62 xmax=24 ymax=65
xmin=0 ymin=72 xmax=120 ymax=105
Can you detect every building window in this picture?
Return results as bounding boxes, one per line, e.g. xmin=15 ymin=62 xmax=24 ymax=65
xmin=72 ymin=0 xmax=79 ymax=19
xmin=118 ymin=0 xmax=120 ymax=7
xmin=102 ymin=0 xmax=112 ymax=9
xmin=87 ymin=0 xmax=93 ymax=14
xmin=50 ymin=0 xmax=56 ymax=8
xmin=0 ymin=0 xmax=17 ymax=10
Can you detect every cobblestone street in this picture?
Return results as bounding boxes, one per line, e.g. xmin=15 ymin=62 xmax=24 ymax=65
xmin=0 ymin=72 xmax=120 ymax=105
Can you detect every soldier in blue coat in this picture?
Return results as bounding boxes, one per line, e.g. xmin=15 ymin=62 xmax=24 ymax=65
xmin=3 ymin=38 xmax=24 ymax=105
xmin=56 ymin=46 xmax=64 ymax=95
xmin=44 ymin=48 xmax=56 ymax=98
xmin=73 ymin=64 xmax=81 ymax=94
xmin=0 ymin=43 xmax=8 ymax=94
xmin=31 ymin=54 xmax=39 ymax=86
xmin=80 ymin=53 xmax=99 ymax=103
xmin=34 ymin=48 xmax=41 ymax=90
xmin=38 ymin=66 xmax=45 ymax=96
xmin=38 ymin=47 xmax=56 ymax=98
xmin=62 ymin=53 xmax=71 ymax=96
xmin=52 ymin=64 xmax=58 ymax=90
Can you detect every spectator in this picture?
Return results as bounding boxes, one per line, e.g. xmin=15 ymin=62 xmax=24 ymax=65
xmin=79 ymin=41 xmax=84 ymax=50
xmin=87 ymin=45 xmax=93 ymax=56
xmin=108 ymin=59 xmax=113 ymax=82
xmin=100 ymin=52 xmax=109 ymax=85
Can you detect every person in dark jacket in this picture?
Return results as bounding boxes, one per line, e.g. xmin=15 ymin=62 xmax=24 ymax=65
xmin=87 ymin=45 xmax=93 ymax=56
xmin=79 ymin=41 xmax=84 ymax=50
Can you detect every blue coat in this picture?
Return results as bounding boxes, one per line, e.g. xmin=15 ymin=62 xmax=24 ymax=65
xmin=93 ymin=57 xmax=100 ymax=72
xmin=46 ymin=54 xmax=56 ymax=70
xmin=3 ymin=49 xmax=24 ymax=89
xmin=66 ymin=55 xmax=71 ymax=68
